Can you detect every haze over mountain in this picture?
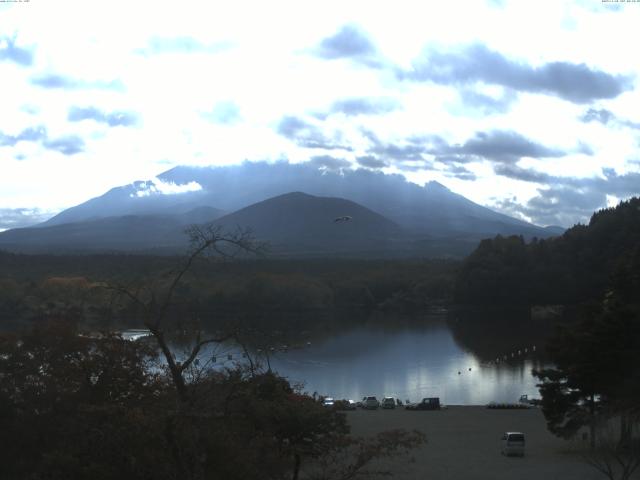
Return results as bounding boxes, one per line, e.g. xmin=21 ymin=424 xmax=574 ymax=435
xmin=0 ymin=162 xmax=563 ymax=256
xmin=44 ymin=161 xmax=554 ymax=235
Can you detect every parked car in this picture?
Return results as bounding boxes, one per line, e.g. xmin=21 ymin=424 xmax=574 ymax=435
xmin=501 ymin=432 xmax=525 ymax=456
xmin=405 ymin=397 xmax=441 ymax=410
xmin=381 ymin=397 xmax=396 ymax=409
xmin=334 ymin=399 xmax=357 ymax=410
xmin=362 ymin=396 xmax=380 ymax=409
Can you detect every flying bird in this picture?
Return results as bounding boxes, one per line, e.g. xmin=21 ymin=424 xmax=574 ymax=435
xmin=334 ymin=215 xmax=352 ymax=223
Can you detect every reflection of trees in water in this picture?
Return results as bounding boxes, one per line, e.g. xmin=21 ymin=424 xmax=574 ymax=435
xmin=448 ymin=307 xmax=555 ymax=363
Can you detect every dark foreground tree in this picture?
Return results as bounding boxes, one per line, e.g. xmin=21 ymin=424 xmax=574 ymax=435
xmin=72 ymin=224 xmax=426 ymax=480
xmin=535 ymin=250 xmax=640 ymax=456
xmin=0 ymin=320 xmax=425 ymax=480
xmin=581 ymin=417 xmax=640 ymax=480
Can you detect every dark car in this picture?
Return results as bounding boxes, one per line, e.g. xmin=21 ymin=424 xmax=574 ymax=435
xmin=405 ymin=397 xmax=441 ymax=410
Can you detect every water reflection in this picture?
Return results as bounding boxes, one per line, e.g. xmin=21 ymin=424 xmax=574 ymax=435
xmin=188 ymin=317 xmax=546 ymax=405
xmin=268 ymin=322 xmax=543 ymax=405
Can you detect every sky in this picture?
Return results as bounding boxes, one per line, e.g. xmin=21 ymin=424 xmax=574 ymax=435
xmin=1 ymin=0 xmax=639 ymax=230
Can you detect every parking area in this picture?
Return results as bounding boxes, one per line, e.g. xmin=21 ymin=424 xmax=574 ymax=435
xmin=346 ymin=406 xmax=609 ymax=480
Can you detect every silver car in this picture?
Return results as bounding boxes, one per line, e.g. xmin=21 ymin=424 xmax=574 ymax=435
xmin=362 ymin=396 xmax=380 ymax=409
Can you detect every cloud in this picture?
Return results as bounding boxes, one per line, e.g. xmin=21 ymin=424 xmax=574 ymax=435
xmin=493 ymin=168 xmax=640 ymax=226
xmin=0 ymin=208 xmax=56 ymax=231
xmin=580 ymin=107 xmax=640 ymax=129
xmin=448 ymin=130 xmax=566 ymax=163
xmin=277 ymin=115 xmax=352 ymax=151
xmin=458 ymin=87 xmax=517 ymax=114
xmin=0 ymin=36 xmax=33 ymax=66
xmin=356 ymin=155 xmax=388 ymax=169
xmin=312 ymin=24 xmax=381 ymax=67
xmin=68 ymin=106 xmax=139 ymax=127
xmin=131 ymin=179 xmax=203 ymax=197
xmin=201 ymin=101 xmax=241 ymax=125
xmin=0 ymin=125 xmax=84 ymax=155
xmin=0 ymin=126 xmax=47 ymax=147
xmin=43 ymin=136 xmax=85 ymax=156
xmin=31 ymin=73 xmax=124 ymax=90
xmin=443 ymin=165 xmax=477 ymax=181
xmin=493 ymin=164 xmax=552 ymax=183
xmin=328 ymin=97 xmax=401 ymax=116
xmin=138 ymin=36 xmax=232 ymax=55
xmin=309 ymin=155 xmax=351 ymax=171
xmin=363 ymin=130 xmax=433 ymax=162
xmin=403 ymin=44 xmax=632 ymax=103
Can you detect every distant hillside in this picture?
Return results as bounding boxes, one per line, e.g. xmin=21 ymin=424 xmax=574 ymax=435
xmin=0 ymin=206 xmax=225 ymax=254
xmin=454 ymin=197 xmax=640 ymax=306
xmin=212 ymin=192 xmax=403 ymax=255
xmin=41 ymin=161 xmax=557 ymax=242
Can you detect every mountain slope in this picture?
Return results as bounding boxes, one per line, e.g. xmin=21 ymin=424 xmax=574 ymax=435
xmin=41 ymin=162 xmax=556 ymax=241
xmin=0 ymin=206 xmax=226 ymax=254
xmin=212 ymin=192 xmax=403 ymax=255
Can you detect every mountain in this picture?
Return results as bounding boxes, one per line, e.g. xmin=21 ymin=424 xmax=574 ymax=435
xmin=2 ymin=161 xmax=563 ymax=256
xmin=212 ymin=192 xmax=403 ymax=256
xmin=0 ymin=206 xmax=225 ymax=254
xmin=41 ymin=161 xmax=554 ymax=240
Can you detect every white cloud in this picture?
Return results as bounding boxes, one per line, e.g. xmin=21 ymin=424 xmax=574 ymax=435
xmin=0 ymin=0 xmax=638 ymax=226
xmin=131 ymin=178 xmax=202 ymax=198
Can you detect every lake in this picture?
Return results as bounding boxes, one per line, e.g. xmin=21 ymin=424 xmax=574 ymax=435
xmin=180 ymin=314 xmax=548 ymax=406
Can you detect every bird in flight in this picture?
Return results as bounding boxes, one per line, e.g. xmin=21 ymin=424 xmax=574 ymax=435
xmin=334 ymin=215 xmax=352 ymax=223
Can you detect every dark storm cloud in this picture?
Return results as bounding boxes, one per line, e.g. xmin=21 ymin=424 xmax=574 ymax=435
xmin=0 ymin=36 xmax=33 ymax=66
xmin=493 ymin=168 xmax=640 ymax=226
xmin=356 ymin=155 xmax=388 ymax=169
xmin=580 ymin=107 xmax=640 ymax=129
xmin=68 ymin=106 xmax=139 ymax=127
xmin=458 ymin=88 xmax=517 ymax=114
xmin=329 ymin=97 xmax=401 ymax=116
xmin=0 ymin=126 xmax=47 ymax=146
xmin=403 ymin=44 xmax=632 ymax=103
xmin=138 ymin=37 xmax=232 ymax=55
xmin=43 ymin=136 xmax=85 ymax=155
xmin=309 ymin=155 xmax=351 ymax=170
xmin=31 ymin=73 xmax=124 ymax=90
xmin=201 ymin=101 xmax=241 ymax=125
xmin=0 ymin=208 xmax=54 ymax=230
xmin=277 ymin=116 xmax=352 ymax=151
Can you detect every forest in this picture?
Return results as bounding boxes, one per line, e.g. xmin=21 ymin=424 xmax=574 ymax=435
xmin=454 ymin=197 xmax=640 ymax=307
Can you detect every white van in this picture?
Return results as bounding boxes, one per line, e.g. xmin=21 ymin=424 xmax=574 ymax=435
xmin=501 ymin=432 xmax=525 ymax=456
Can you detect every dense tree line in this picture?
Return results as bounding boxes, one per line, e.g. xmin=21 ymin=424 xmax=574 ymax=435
xmin=533 ymin=246 xmax=640 ymax=478
xmin=454 ymin=197 xmax=640 ymax=306
xmin=0 ymin=255 xmax=457 ymax=332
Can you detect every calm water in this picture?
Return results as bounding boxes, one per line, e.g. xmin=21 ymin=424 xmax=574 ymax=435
xmin=268 ymin=323 xmax=541 ymax=405
xmin=176 ymin=318 xmax=545 ymax=406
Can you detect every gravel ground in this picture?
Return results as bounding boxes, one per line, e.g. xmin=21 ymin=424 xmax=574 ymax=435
xmin=345 ymin=406 xmax=633 ymax=480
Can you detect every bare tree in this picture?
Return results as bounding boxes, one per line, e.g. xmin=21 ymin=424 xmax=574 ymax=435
xmin=105 ymin=224 xmax=266 ymax=403
xmin=581 ymin=415 xmax=640 ymax=480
